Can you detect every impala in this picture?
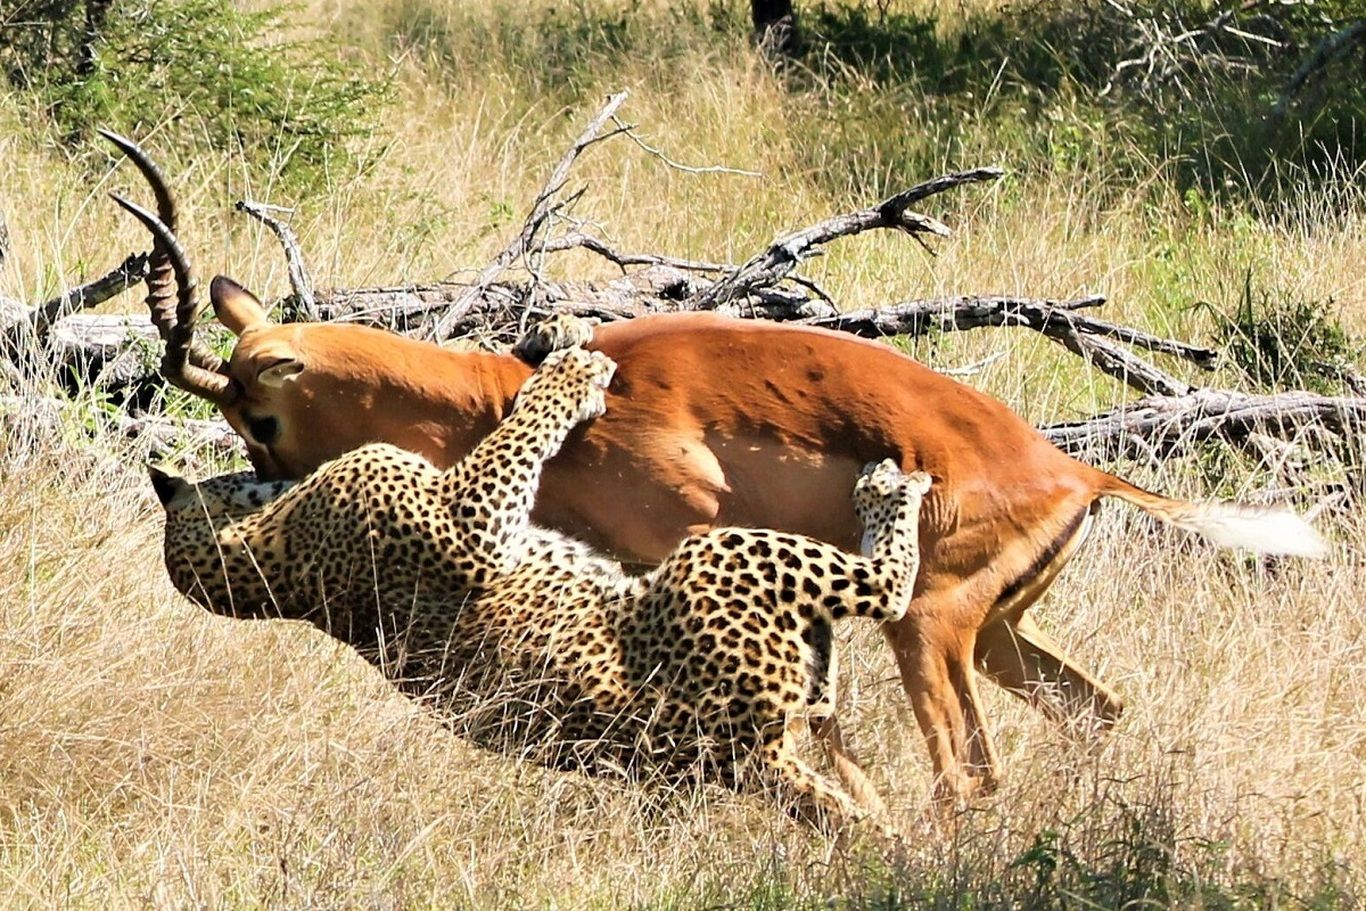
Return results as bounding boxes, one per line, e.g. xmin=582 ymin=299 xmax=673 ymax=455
xmin=106 ymin=131 xmax=1324 ymax=803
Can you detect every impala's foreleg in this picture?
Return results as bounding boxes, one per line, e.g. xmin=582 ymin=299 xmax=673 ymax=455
xmin=439 ymin=347 xmax=616 ymax=578
xmin=753 ymin=728 xmax=897 ymax=838
xmin=809 ymin=714 xmax=889 ymax=817
xmin=855 ymin=462 xmax=1000 ymax=804
xmin=882 ymin=611 xmax=982 ymax=804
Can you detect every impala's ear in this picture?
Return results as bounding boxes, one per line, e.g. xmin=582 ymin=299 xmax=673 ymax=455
xmin=211 ymin=275 xmax=269 ymax=336
xmin=148 ymin=464 xmax=188 ymax=508
xmin=257 ymin=357 xmax=305 ymax=388
xmin=235 ymin=331 xmax=305 ymax=390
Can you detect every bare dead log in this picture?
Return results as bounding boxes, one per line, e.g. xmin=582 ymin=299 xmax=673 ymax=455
xmin=424 ymin=91 xmax=631 ymax=342
xmin=312 ymin=269 xmax=685 ymax=334
xmin=36 ymin=252 xmax=149 ymax=331
xmin=1 ymin=254 xmax=151 ymax=385
xmin=1 ymin=393 xmax=238 ymax=457
xmin=692 ymin=168 xmax=1004 ymax=310
xmin=1050 ymin=329 xmax=1191 ymax=398
xmin=1042 ymin=387 xmax=1366 ymax=464
xmin=235 ymin=200 xmax=317 ymax=320
xmin=47 ymin=314 xmax=162 ymax=387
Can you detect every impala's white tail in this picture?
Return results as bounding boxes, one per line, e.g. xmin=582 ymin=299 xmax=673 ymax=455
xmin=1097 ymin=474 xmax=1329 ymax=558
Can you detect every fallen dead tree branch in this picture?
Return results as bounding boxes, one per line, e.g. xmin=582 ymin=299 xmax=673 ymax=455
xmin=693 ymin=168 xmax=1004 ymax=310
xmin=786 ymin=295 xmax=1213 ymax=397
xmin=235 ymin=200 xmax=317 ymax=321
xmin=1 ymin=393 xmax=238 ymax=458
xmin=1042 ymin=387 xmax=1366 ymax=465
xmin=1 ymin=252 xmax=149 ymax=355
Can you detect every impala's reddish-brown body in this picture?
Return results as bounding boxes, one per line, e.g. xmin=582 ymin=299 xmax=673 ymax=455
xmin=220 ymin=303 xmax=1134 ymax=798
xmin=236 ymin=311 xmax=1094 ymax=576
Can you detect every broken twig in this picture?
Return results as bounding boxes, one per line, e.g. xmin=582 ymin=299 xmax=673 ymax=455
xmin=236 ymin=200 xmax=317 ymax=321
xmin=693 ymin=167 xmax=1004 ymax=309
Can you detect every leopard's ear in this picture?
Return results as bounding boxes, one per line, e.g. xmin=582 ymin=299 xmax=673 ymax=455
xmin=148 ymin=464 xmax=188 ymax=508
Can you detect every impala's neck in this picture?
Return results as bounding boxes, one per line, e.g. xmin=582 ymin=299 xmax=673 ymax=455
xmin=364 ymin=346 xmax=534 ymax=467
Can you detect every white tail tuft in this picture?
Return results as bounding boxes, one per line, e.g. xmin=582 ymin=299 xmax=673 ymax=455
xmin=1168 ymin=501 xmax=1329 ymax=558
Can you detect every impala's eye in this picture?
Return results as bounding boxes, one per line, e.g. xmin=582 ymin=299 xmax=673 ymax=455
xmin=244 ymin=413 xmax=280 ymax=446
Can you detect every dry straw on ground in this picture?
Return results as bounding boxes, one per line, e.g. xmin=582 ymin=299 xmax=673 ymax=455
xmin=2 ymin=369 xmax=1362 ymax=908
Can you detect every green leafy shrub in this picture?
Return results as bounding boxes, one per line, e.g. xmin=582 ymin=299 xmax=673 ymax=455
xmin=1 ymin=0 xmax=388 ymax=190
xmin=1213 ymin=271 xmax=1363 ymax=395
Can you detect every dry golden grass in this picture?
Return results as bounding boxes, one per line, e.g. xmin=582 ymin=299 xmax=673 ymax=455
xmin=2 ymin=0 xmax=1364 ymax=906
xmin=2 ymin=375 xmax=1363 ymax=908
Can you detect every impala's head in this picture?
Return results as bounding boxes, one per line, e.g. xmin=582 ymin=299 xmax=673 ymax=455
xmin=102 ymin=131 xmax=399 ymax=480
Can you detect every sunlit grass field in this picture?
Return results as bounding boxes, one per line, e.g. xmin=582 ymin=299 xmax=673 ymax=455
xmin=1 ymin=0 xmax=1363 ymax=906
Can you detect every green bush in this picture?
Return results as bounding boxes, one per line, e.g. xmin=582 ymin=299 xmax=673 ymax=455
xmin=1213 ymin=271 xmax=1363 ymax=395
xmin=1 ymin=0 xmax=389 ymax=190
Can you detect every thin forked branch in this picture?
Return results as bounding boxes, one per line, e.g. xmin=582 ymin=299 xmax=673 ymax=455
xmin=542 ymin=232 xmax=735 ymax=274
xmin=692 ymin=167 xmax=1005 ymax=309
xmin=235 ymin=200 xmax=318 ymax=321
xmin=425 ymin=91 xmax=631 ymax=341
xmin=607 ymin=115 xmax=763 ymax=178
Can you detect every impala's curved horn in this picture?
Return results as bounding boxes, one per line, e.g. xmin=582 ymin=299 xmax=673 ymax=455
xmin=101 ymin=130 xmax=228 ymax=372
xmin=99 ymin=130 xmax=181 ymax=338
xmin=109 ymin=192 xmax=239 ymax=407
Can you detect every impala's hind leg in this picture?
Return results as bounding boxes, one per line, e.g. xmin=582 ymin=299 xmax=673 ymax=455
xmin=977 ymin=612 xmax=1125 ymax=733
xmin=955 ymin=638 xmax=1001 ymax=792
xmin=974 ymin=502 xmax=1123 ymax=733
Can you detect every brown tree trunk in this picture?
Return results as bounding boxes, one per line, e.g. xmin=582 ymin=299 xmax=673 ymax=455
xmin=751 ymin=0 xmax=797 ymax=55
xmin=76 ymin=0 xmax=112 ymax=77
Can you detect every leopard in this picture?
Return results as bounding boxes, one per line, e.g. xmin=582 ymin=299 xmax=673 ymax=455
xmin=150 ymin=344 xmax=932 ymax=833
